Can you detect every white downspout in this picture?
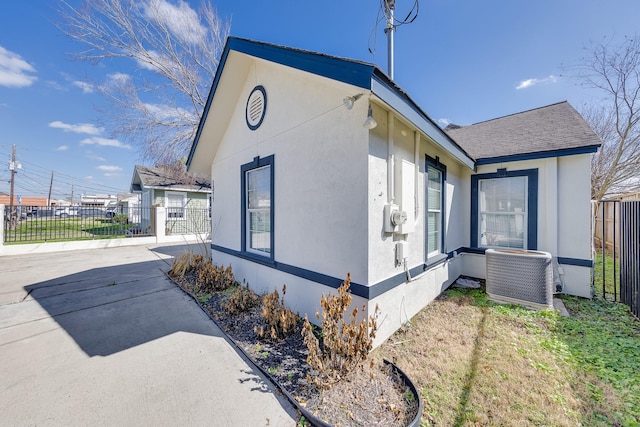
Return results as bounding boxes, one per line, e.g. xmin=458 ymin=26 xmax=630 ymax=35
xmin=387 ymin=110 xmax=395 ymax=204
xmin=414 ymin=131 xmax=420 ymax=225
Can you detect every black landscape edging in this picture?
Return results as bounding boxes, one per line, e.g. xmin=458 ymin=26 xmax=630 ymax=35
xmin=168 ymin=274 xmax=422 ymax=427
xmin=384 ymin=359 xmax=424 ymax=427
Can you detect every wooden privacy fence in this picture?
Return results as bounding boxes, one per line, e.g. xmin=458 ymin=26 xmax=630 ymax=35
xmin=592 ymin=200 xmax=619 ymax=254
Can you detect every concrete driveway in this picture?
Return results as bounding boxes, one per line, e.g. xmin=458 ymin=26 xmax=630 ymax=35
xmin=0 ymin=243 xmax=297 ymax=426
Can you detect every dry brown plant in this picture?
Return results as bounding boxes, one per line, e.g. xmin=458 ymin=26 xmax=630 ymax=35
xmin=255 ymin=285 xmax=298 ymax=341
xmin=301 ymin=273 xmax=379 ymax=390
xmin=224 ymin=285 xmax=260 ymax=316
xmin=197 ymin=263 xmax=235 ymax=293
xmin=168 ymin=251 xmax=194 ymax=277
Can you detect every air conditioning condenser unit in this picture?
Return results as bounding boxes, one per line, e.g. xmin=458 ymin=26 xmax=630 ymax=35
xmin=485 ymin=249 xmax=554 ymax=310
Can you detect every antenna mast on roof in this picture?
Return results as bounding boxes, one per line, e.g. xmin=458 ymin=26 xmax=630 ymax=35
xmin=378 ymin=0 xmax=419 ymax=80
xmin=384 ymin=0 xmax=396 ymax=80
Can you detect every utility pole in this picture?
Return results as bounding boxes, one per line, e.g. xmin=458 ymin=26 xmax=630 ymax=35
xmin=385 ymin=0 xmax=396 ymax=79
xmin=8 ymin=144 xmax=16 ymax=228
xmin=47 ymin=171 xmax=54 ymax=207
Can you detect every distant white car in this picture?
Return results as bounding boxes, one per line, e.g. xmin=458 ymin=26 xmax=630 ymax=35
xmin=54 ymin=207 xmax=79 ymax=219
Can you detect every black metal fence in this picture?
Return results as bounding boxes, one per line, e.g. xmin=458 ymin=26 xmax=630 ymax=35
xmin=2 ymin=205 xmax=151 ymax=244
xmin=620 ymin=201 xmax=640 ymax=319
xmin=3 ymin=205 xmax=211 ymax=244
xmin=593 ymin=200 xmax=640 ymax=319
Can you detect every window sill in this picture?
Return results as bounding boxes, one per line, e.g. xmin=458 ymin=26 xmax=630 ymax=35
xmin=426 ymin=253 xmax=448 ymax=269
xmin=239 ymin=250 xmax=276 ymax=267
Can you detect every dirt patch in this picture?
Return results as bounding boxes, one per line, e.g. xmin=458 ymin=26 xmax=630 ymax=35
xmin=172 ymin=275 xmax=419 ymax=426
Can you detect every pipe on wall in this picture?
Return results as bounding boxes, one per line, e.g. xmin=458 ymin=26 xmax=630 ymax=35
xmin=414 ymin=131 xmax=420 ymax=225
xmin=387 ymin=110 xmax=395 ymax=204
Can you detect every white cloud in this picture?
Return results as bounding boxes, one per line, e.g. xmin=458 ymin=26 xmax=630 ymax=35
xmin=73 ymin=80 xmax=94 ymax=94
xmin=144 ymin=0 xmax=207 ymax=45
xmin=516 ymin=75 xmax=558 ymax=90
xmin=47 ymin=80 xmax=67 ymax=91
xmin=0 ymin=45 xmax=37 ymax=88
xmin=56 ymin=145 xmax=70 ymax=151
xmin=49 ymin=121 xmax=103 ymax=135
xmin=97 ymin=165 xmax=123 ymax=172
xmin=85 ymin=175 xmax=94 ymax=180
xmin=438 ymin=118 xmax=451 ymax=127
xmin=81 ymin=137 xmax=132 ymax=149
xmin=107 ymin=72 xmax=131 ymax=85
xmin=144 ymin=102 xmax=193 ymax=121
xmin=86 ymin=153 xmax=107 ymax=161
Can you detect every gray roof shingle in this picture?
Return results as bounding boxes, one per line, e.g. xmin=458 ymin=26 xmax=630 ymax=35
xmin=446 ymin=101 xmax=601 ymax=161
xmin=133 ymin=165 xmax=211 ymax=192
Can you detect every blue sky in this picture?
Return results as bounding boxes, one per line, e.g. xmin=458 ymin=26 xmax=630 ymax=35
xmin=1 ymin=0 xmax=638 ymax=201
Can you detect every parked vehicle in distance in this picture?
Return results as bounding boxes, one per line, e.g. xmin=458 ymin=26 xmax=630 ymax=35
xmin=54 ymin=207 xmax=80 ymax=219
xmin=29 ymin=208 xmax=55 ymax=218
xmin=78 ymin=207 xmax=106 ymax=219
xmin=105 ymin=206 xmax=119 ymax=218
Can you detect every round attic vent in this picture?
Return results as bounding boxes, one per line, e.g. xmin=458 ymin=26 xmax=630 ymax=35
xmin=246 ymin=85 xmax=267 ymax=130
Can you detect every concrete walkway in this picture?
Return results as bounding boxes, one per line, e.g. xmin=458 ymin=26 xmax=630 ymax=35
xmin=0 ymin=243 xmax=297 ymax=426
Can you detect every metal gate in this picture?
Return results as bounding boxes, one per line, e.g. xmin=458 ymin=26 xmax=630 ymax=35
xmin=620 ymin=201 xmax=640 ymax=319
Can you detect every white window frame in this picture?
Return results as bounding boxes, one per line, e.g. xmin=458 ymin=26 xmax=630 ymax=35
xmin=165 ymin=191 xmax=187 ymax=221
xmin=427 ymin=165 xmax=443 ymax=258
xmin=245 ymin=165 xmax=271 ymax=256
xmin=478 ymin=176 xmax=528 ymax=249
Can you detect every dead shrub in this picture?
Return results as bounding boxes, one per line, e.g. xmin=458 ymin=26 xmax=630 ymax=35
xmin=168 ymin=251 xmax=194 ymax=277
xmin=197 ymin=263 xmax=235 ymax=293
xmin=301 ymin=273 xmax=379 ymax=390
xmin=168 ymin=252 xmax=209 ymax=278
xmin=255 ymin=285 xmax=298 ymax=341
xmin=224 ymin=285 xmax=260 ymax=316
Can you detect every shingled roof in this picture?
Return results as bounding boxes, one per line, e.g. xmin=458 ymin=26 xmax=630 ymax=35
xmin=130 ymin=165 xmax=211 ymax=193
xmin=446 ymin=101 xmax=601 ymax=163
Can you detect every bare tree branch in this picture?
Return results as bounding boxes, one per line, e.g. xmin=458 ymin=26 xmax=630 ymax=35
xmin=576 ymin=35 xmax=640 ymax=200
xmin=57 ymin=0 xmax=230 ymax=164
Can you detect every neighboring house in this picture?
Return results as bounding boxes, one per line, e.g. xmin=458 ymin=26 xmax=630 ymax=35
xmin=130 ymin=165 xmax=212 ymax=235
xmin=0 ymin=195 xmax=48 ymax=207
xmin=80 ymin=194 xmax=118 ymax=207
xmin=186 ymin=37 xmax=601 ymax=345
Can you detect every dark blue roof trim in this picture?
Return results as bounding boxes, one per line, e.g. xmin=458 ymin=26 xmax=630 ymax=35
xmin=371 ymin=75 xmax=475 ymax=169
xmin=186 ymin=39 xmax=231 ymax=169
xmin=226 ymin=37 xmax=375 ymax=89
xmin=475 ymin=145 xmax=600 ymax=166
xmin=188 ymin=37 xmax=376 ymax=169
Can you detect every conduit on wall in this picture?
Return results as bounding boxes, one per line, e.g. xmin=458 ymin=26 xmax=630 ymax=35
xmin=387 ymin=109 xmax=395 ymax=204
xmin=414 ymin=130 xmax=420 ymax=225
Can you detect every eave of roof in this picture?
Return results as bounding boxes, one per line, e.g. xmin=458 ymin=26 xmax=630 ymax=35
xmin=186 ymin=37 xmax=475 ymax=172
xmin=446 ymin=101 xmax=602 ymax=161
xmin=131 ymin=165 xmax=211 ymax=194
xmin=475 ymin=145 xmax=600 ymax=165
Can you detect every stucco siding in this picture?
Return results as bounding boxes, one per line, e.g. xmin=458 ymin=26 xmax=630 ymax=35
xmin=367 ymin=105 xmax=471 ymax=285
xmin=557 ymin=154 xmax=593 ymax=297
xmin=209 ymin=57 xmax=369 ymax=288
xmin=472 ymin=155 xmax=593 ymax=298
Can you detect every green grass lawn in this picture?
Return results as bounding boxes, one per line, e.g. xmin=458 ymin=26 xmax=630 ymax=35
xmin=593 ymin=252 xmax=622 ymax=300
xmin=4 ymin=217 xmax=129 ymax=244
xmin=379 ymin=288 xmax=640 ymax=426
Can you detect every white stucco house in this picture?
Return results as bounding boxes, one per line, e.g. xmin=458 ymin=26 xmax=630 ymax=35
xmin=130 ymin=165 xmax=212 ymax=234
xmin=186 ymin=37 xmax=601 ymax=345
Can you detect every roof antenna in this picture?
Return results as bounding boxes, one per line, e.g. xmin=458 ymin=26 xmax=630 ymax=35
xmin=384 ymin=0 xmax=396 ymax=80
